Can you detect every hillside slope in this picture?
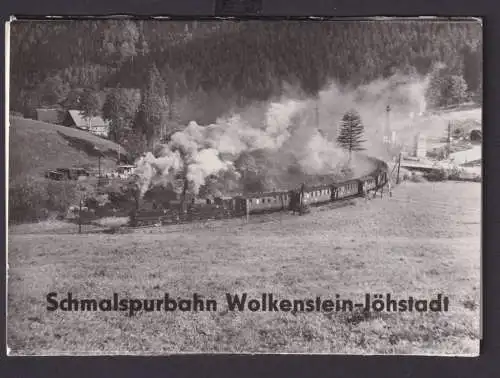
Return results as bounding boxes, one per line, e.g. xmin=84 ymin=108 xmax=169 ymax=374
xmin=8 ymin=116 xmax=128 ymax=180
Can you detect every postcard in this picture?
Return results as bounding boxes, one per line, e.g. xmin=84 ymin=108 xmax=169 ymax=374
xmin=6 ymin=17 xmax=482 ymax=355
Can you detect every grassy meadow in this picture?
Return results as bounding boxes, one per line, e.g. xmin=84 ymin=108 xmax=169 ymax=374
xmin=9 ymin=116 xmax=125 ymax=180
xmin=7 ymin=181 xmax=481 ymax=355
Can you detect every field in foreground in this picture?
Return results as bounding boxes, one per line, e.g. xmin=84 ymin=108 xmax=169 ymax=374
xmin=7 ymin=181 xmax=481 ymax=355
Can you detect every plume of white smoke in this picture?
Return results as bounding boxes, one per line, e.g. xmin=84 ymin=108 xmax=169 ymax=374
xmin=134 ymin=97 xmax=306 ymax=197
xmin=134 ymin=73 xmax=430 ymax=197
xmin=134 ymin=150 xmax=184 ymax=197
xmin=186 ymin=148 xmax=235 ymax=194
xmin=153 ymin=149 xmax=185 ymax=188
xmin=297 ymin=129 xmax=348 ymax=175
xmin=201 ymin=100 xmax=303 ymax=155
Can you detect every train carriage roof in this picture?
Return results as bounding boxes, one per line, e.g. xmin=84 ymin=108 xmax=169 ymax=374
xmin=358 ymin=175 xmax=377 ymax=181
xmin=236 ymin=190 xmax=290 ymax=199
xmin=331 ymin=179 xmax=360 ymax=188
xmin=301 ymin=183 xmax=333 ymax=192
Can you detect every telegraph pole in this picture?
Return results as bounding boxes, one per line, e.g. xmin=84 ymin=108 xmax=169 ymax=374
xmin=94 ymin=146 xmax=102 ymax=187
xmin=385 ymin=104 xmax=391 ymax=145
xmin=77 ymin=184 xmax=86 ymax=234
xmin=299 ymin=183 xmax=305 ymax=215
xmin=396 ymin=152 xmax=402 ymax=184
xmin=245 ymin=198 xmax=250 ymax=223
xmin=78 ymin=197 xmax=82 ymax=234
xmin=447 ymin=121 xmax=452 ymax=158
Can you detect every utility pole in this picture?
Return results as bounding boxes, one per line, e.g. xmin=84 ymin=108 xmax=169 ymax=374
xmin=447 ymin=121 xmax=452 ymax=158
xmin=299 ymin=183 xmax=305 ymax=215
xmin=78 ymin=197 xmax=82 ymax=234
xmin=245 ymin=198 xmax=250 ymax=223
xmin=77 ymin=183 xmax=86 ymax=234
xmin=117 ymin=119 xmax=122 ymax=163
xmin=94 ymin=146 xmax=102 ymax=187
xmin=385 ymin=104 xmax=391 ymax=145
xmin=396 ymin=152 xmax=402 ymax=184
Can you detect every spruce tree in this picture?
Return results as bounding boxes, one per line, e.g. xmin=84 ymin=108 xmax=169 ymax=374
xmin=79 ymin=88 xmax=102 ymax=126
xmin=134 ymin=64 xmax=168 ymax=150
xmin=102 ymin=89 xmax=123 ymax=142
xmin=103 ymin=88 xmax=138 ymax=142
xmin=337 ymin=110 xmax=366 ymax=160
xmin=425 ymin=66 xmax=446 ymax=109
xmin=441 ymin=75 xmax=469 ymax=106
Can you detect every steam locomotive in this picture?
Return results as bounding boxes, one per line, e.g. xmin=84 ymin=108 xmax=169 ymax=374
xmin=129 ymin=160 xmax=389 ymax=227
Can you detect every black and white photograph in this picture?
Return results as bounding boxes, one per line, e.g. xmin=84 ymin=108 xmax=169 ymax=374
xmin=6 ymin=18 xmax=482 ymax=355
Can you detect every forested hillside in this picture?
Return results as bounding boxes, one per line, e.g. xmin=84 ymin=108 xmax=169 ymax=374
xmin=8 ymin=19 xmax=482 ymax=222
xmin=10 ymin=19 xmax=482 ymax=154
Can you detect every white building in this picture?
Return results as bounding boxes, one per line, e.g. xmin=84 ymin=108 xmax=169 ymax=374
xmin=63 ymin=110 xmax=111 ymax=138
xmin=414 ymin=133 xmax=427 ymax=158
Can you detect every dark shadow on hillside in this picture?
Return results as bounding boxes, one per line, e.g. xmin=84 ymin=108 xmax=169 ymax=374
xmin=57 ymin=131 xmax=130 ymax=163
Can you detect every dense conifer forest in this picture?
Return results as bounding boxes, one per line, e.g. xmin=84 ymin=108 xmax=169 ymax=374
xmin=10 ymin=19 xmax=482 ymax=151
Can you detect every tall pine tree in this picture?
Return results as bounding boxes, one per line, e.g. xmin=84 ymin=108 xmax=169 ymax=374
xmin=337 ymin=110 xmax=366 ymax=161
xmin=462 ymin=43 xmax=482 ymax=96
xmin=79 ymin=88 xmax=102 ymax=121
xmin=441 ymin=75 xmax=469 ymax=106
xmin=102 ymin=88 xmax=139 ymax=142
xmin=134 ymin=64 xmax=168 ymax=150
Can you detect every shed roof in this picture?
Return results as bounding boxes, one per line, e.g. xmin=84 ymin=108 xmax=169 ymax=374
xmin=239 ymin=191 xmax=290 ymax=199
xmin=36 ymin=108 xmax=62 ymax=124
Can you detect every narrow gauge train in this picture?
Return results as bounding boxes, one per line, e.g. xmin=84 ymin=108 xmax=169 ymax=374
xmin=235 ymin=169 xmax=386 ymax=216
xmin=129 ymin=163 xmax=388 ymax=227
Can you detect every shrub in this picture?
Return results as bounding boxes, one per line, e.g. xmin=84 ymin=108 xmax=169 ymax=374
xmin=447 ymin=166 xmax=466 ymax=180
xmin=9 ymin=176 xmax=80 ymax=224
xmin=408 ymin=171 xmax=427 ymax=183
xmin=424 ymin=166 xmax=465 ymax=182
xmin=8 ymin=176 xmax=111 ymax=224
xmin=427 ymin=147 xmax=447 ymax=160
xmin=399 ymin=168 xmax=411 ymax=181
xmin=424 ymin=168 xmax=449 ymax=182
xmin=99 ymin=180 xmax=139 ymax=212
xmin=453 ymin=127 xmax=465 ymax=139
xmin=84 ymin=192 xmax=110 ymax=209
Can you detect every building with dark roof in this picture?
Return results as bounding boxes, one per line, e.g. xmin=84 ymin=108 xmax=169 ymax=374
xmin=62 ymin=110 xmax=110 ymax=138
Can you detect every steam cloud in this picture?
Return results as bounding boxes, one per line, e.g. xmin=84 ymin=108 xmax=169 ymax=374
xmin=134 ymin=74 xmax=429 ymax=198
